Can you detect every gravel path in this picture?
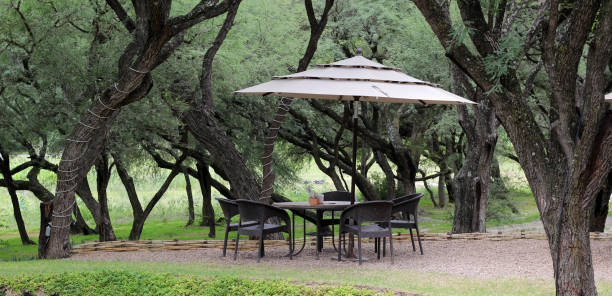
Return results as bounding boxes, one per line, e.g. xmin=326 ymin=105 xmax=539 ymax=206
xmin=69 ymin=239 xmax=612 ymax=280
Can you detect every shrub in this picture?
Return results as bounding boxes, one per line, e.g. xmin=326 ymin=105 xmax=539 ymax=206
xmin=0 ymin=271 xmax=388 ymax=296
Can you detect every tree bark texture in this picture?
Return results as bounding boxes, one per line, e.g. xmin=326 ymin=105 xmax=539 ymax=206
xmin=412 ymin=0 xmax=612 ymax=294
xmin=196 ymin=161 xmax=215 ymax=237
xmin=95 ymin=153 xmax=116 ymax=241
xmin=589 ymin=173 xmax=611 ymax=232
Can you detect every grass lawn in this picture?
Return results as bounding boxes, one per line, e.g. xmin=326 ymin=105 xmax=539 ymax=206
xmin=1 ymin=260 xmax=611 ymax=296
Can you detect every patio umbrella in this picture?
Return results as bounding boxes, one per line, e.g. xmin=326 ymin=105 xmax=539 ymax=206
xmin=236 ymin=50 xmax=475 ymax=204
xmin=606 ymin=92 xmax=611 ymax=102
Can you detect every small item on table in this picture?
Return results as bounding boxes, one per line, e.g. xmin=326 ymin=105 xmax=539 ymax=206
xmin=307 ymin=185 xmax=322 ymax=205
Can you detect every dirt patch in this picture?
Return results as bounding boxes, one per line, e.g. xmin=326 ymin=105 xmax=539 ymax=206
xmin=68 ymin=239 xmax=612 ymax=281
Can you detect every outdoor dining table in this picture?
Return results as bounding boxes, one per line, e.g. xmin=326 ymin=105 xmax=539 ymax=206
xmin=272 ymin=201 xmax=356 ymax=259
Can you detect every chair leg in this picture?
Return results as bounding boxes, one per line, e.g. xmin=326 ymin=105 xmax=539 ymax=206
xmin=357 ymin=232 xmax=363 ymax=265
xmin=233 ymin=233 xmax=240 ymax=260
xmin=416 ymin=226 xmax=424 ymax=255
xmin=389 ymin=231 xmax=394 ymax=264
xmin=374 ymin=237 xmax=378 ymax=254
xmin=376 ymin=238 xmax=380 ymax=260
xmin=222 ymin=226 xmax=230 ymax=257
xmin=409 ymin=228 xmax=416 ymax=252
xmin=288 ymin=229 xmax=293 ymax=260
xmin=257 ymin=233 xmax=264 ymax=263
xmin=382 ymin=237 xmax=386 ymax=257
xmin=331 ymin=211 xmax=335 ymax=249
xmin=337 ymin=230 xmax=342 ymax=262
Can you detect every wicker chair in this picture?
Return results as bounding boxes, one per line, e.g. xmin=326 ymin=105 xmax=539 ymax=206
xmin=233 ymin=199 xmax=292 ymax=262
xmin=215 ymin=198 xmax=257 ymax=257
xmin=338 ymin=201 xmax=393 ymax=265
xmin=377 ymin=194 xmax=424 ymax=256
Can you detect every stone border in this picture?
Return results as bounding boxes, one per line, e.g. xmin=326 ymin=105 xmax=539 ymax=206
xmin=71 ymin=231 xmax=612 ymax=254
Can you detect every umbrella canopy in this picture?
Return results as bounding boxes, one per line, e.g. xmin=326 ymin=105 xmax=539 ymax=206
xmin=606 ymin=92 xmax=611 ymax=102
xmin=236 ymin=52 xmax=474 ymax=208
xmin=236 ymin=55 xmax=476 ymax=105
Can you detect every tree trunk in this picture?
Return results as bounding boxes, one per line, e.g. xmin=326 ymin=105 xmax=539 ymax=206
xmin=438 ymin=171 xmax=448 ymax=208
xmin=197 ymin=161 xmax=215 ymax=237
xmin=70 ymin=203 xmax=96 ymax=235
xmin=544 ymin=186 xmax=598 ymax=295
xmin=0 ymin=149 xmax=35 ymax=245
xmin=589 ymin=164 xmax=611 ymax=232
xmin=451 ymin=90 xmax=498 ymax=233
xmin=38 ymin=202 xmax=52 ymax=258
xmin=95 ymin=153 xmax=116 ymax=241
xmin=184 ymin=171 xmax=195 ymax=227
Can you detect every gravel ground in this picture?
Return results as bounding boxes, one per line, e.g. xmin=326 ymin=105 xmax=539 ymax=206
xmin=69 ymin=239 xmax=612 ymax=280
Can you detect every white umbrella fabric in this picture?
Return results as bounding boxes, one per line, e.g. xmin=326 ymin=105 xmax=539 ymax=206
xmin=236 ymin=51 xmax=476 ymax=204
xmin=605 ymin=92 xmax=611 ymax=102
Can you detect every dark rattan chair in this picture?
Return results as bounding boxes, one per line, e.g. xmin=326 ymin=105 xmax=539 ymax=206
xmin=216 ymin=198 xmax=257 ymax=257
xmin=233 ymin=199 xmax=293 ymax=262
xmin=377 ymin=194 xmax=424 ymax=256
xmin=338 ymin=200 xmax=393 ymax=265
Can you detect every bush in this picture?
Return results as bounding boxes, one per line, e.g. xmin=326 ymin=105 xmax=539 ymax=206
xmin=0 ymin=271 xmax=388 ymax=296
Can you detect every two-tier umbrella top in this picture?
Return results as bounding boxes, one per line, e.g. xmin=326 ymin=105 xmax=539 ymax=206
xmin=236 ymin=55 xmax=475 ymax=105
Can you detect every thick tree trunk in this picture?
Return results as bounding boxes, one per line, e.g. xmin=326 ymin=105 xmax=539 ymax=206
xmin=196 ymin=161 xmax=215 ymax=237
xmin=0 ymin=149 xmax=35 ymax=245
xmin=38 ymin=202 xmax=52 ymax=258
xmin=542 ymin=185 xmax=598 ymax=295
xmin=184 ymin=171 xmax=195 ymax=227
xmin=438 ymin=171 xmax=448 ymax=208
xmin=451 ymin=92 xmax=498 ymax=233
xmin=589 ymin=173 xmax=611 ymax=232
xmin=411 ymin=1 xmax=611 ymax=293
xmin=95 ymin=154 xmax=116 ymax=241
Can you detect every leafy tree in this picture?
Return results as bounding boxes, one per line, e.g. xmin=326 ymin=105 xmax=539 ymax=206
xmin=412 ymin=0 xmax=611 ymax=294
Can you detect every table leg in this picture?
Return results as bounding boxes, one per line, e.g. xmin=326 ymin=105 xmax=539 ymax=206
xmin=288 ymin=210 xmax=306 ymax=256
xmin=316 ymin=209 xmax=323 ymax=260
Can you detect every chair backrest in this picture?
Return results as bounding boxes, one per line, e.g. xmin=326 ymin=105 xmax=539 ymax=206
xmin=235 ymin=199 xmax=287 ymax=224
xmin=392 ymin=193 xmax=424 ymax=204
xmin=341 ymin=201 xmax=393 ymax=225
xmin=216 ymin=198 xmax=239 ymax=221
xmin=323 ymin=191 xmax=353 ymax=202
xmin=392 ymin=194 xmax=423 ymax=221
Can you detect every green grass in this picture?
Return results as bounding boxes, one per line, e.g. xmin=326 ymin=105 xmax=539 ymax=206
xmin=1 ymin=260 xmax=611 ymax=296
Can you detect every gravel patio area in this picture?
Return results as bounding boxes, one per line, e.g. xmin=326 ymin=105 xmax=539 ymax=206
xmin=69 ymin=239 xmax=612 ymax=280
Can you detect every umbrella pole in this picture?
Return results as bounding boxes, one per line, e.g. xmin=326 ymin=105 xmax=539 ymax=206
xmin=351 ymin=96 xmax=359 ymax=205
xmin=347 ymin=96 xmax=360 ymax=258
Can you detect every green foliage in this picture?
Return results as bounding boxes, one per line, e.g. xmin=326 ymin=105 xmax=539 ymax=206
xmin=0 ymin=271 xmax=383 ymax=296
